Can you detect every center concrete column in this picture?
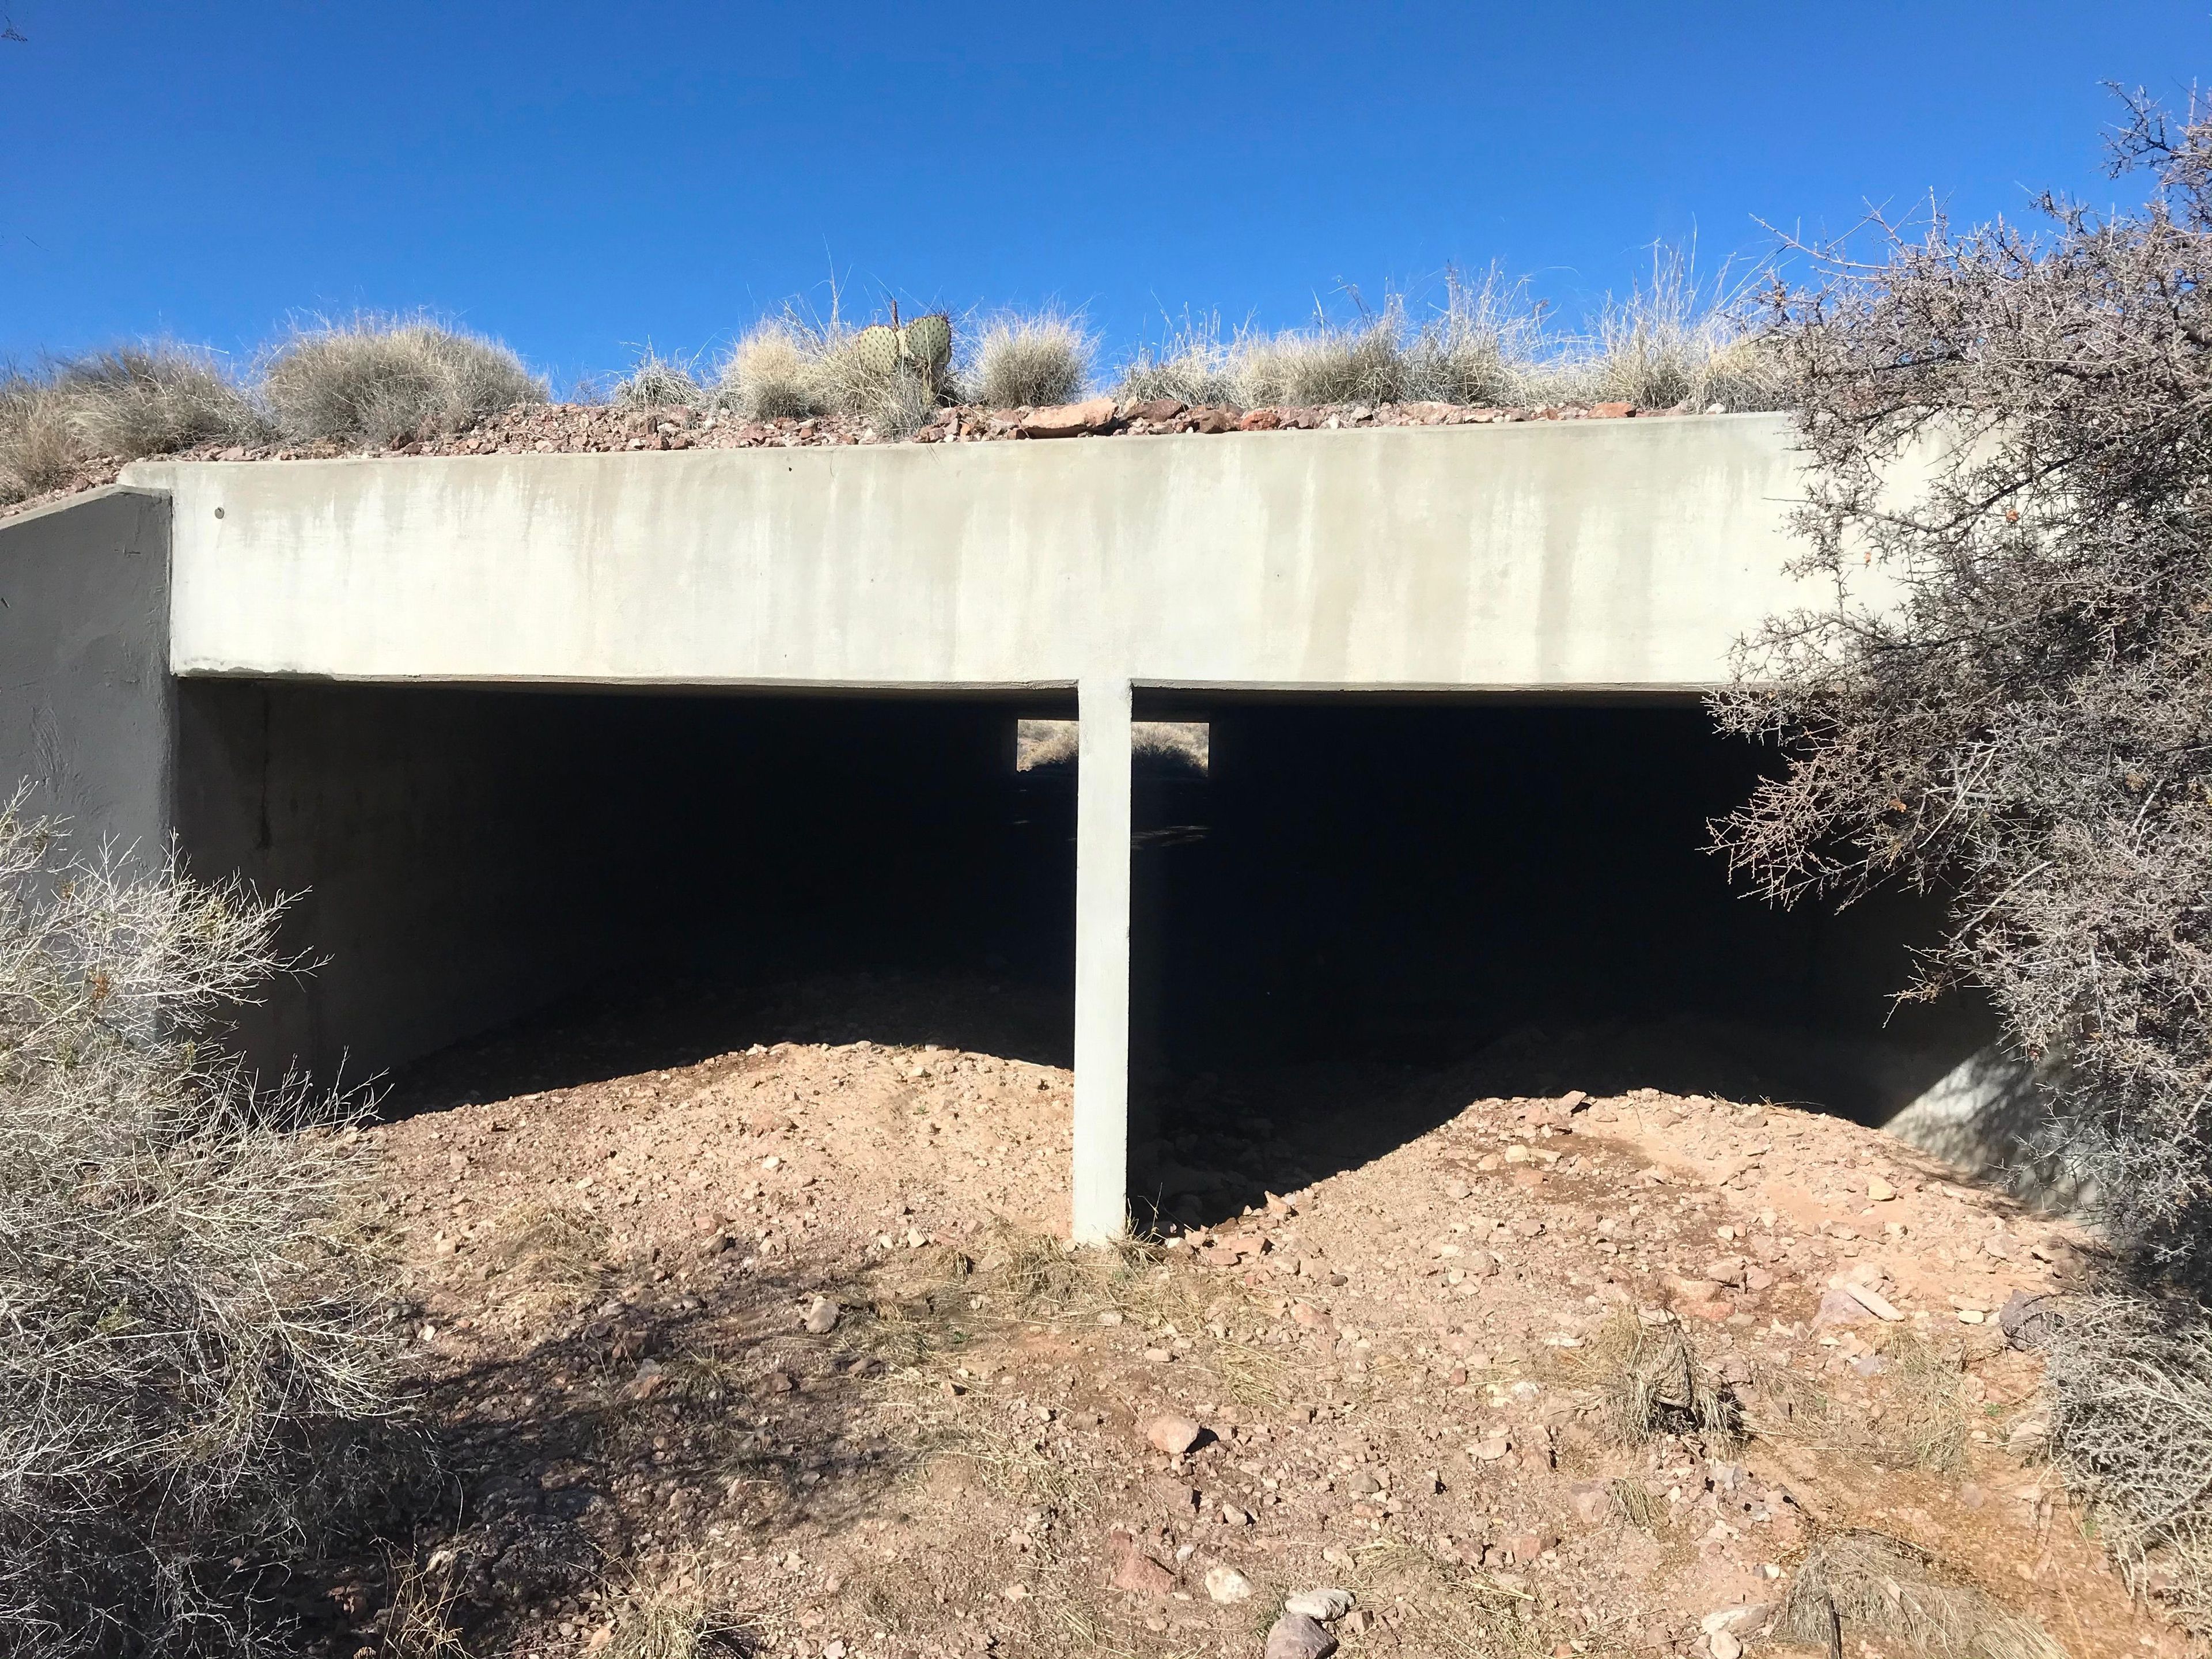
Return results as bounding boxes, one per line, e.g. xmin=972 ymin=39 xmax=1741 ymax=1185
xmin=1072 ymin=675 xmax=1132 ymax=1243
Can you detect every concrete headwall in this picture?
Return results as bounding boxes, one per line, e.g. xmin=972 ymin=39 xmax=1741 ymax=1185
xmin=127 ymin=414 xmax=1844 ymax=692
xmin=0 ymin=486 xmax=173 ymax=858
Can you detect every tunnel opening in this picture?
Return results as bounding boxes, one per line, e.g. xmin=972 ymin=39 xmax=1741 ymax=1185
xmin=174 ymin=681 xmax=1085 ymax=1112
xmin=171 ymin=682 xmax=1993 ymax=1236
xmin=1123 ymin=695 xmax=1996 ymax=1230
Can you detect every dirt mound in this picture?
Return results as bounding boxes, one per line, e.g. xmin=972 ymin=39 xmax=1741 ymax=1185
xmin=335 ymin=1024 xmax=2179 ymax=1659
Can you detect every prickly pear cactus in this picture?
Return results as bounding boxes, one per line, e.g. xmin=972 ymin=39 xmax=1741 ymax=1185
xmin=902 ymin=312 xmax=952 ymax=373
xmin=851 ymin=324 xmax=902 ymax=378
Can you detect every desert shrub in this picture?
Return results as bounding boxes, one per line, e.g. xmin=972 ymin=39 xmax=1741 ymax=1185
xmin=810 ymin=311 xmax=952 ymax=439
xmin=1233 ymin=308 xmax=1410 ymax=408
xmin=0 ymin=793 xmax=406 ymax=1657
xmin=718 ymin=319 xmax=825 ymax=419
xmin=1711 ymin=86 xmax=2212 ymax=1268
xmin=719 ymin=308 xmax=950 ymax=435
xmin=2039 ymin=1293 xmax=2212 ymax=1627
xmin=965 ymin=309 xmax=1090 ymax=408
xmin=55 ymin=344 xmax=267 ymax=459
xmin=615 ymin=346 xmax=709 ymax=409
xmin=1399 ymin=264 xmax=1538 ymax=406
xmin=1540 ymin=248 xmax=1787 ymax=412
xmin=1780 ymin=1529 xmax=2060 ymax=1659
xmin=261 ymin=315 xmax=545 ymax=446
xmin=1117 ymin=275 xmax=1544 ymax=411
xmin=0 ymin=372 xmax=81 ymax=505
xmin=1115 ymin=313 xmax=1240 ymax=407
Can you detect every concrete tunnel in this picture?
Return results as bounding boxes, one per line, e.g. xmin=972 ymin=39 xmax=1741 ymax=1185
xmin=0 ymin=415 xmax=2018 ymax=1241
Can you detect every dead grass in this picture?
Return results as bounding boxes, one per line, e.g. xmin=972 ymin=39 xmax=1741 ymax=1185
xmin=1779 ymin=1529 xmax=2062 ymax=1659
xmin=615 ymin=347 xmax=710 ymax=408
xmin=2040 ymin=1290 xmax=2212 ymax=1630
xmin=717 ymin=303 xmax=951 ymax=437
xmin=1115 ymin=311 xmax=1240 ymax=407
xmin=965 ymin=309 xmax=1092 ymax=408
xmin=1586 ymin=1314 xmax=1741 ymax=1445
xmin=1109 ymin=255 xmax=1785 ymax=415
xmin=1743 ymin=1331 xmax=1967 ymax=1473
xmin=260 ymin=314 xmax=546 ymax=445
xmin=486 ymin=1200 xmax=609 ymax=1306
xmin=1556 ymin=247 xmax=1790 ymax=412
xmin=380 ymin=1548 xmax=469 ymax=1659
xmin=1881 ymin=1327 xmax=1970 ymax=1473
xmin=55 ymin=344 xmax=266 ymax=459
xmin=601 ymin=1559 xmax=744 ymax=1659
xmin=717 ymin=319 xmax=826 ymax=419
xmin=0 ymin=373 xmax=79 ymax=504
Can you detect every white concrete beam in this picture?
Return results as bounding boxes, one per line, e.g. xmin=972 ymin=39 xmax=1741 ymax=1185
xmin=1071 ymin=675 xmax=1132 ymax=1243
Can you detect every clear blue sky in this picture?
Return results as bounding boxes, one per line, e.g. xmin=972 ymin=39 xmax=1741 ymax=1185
xmin=2 ymin=2 xmax=2203 ymax=390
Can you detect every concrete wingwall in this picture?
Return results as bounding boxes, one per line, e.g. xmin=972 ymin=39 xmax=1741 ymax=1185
xmin=0 ymin=486 xmax=175 ymax=861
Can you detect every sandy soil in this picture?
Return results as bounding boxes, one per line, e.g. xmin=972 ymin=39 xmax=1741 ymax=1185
xmin=324 ymin=979 xmax=2190 ymax=1659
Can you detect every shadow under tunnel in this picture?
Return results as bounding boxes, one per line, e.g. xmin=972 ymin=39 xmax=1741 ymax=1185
xmin=1122 ymin=695 xmax=1995 ymax=1228
xmin=173 ymin=683 xmax=1990 ymax=1223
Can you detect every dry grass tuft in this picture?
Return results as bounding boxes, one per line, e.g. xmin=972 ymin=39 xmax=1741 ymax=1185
xmin=487 ymin=1200 xmax=609 ymax=1305
xmin=717 ymin=319 xmax=825 ymax=420
xmin=55 ymin=344 xmax=266 ymax=459
xmin=1880 ymin=1327 xmax=1969 ymax=1472
xmin=718 ymin=305 xmax=950 ymax=437
xmin=1115 ymin=312 xmax=1240 ymax=407
xmin=988 ymin=1225 xmax=1098 ymax=1307
xmin=615 ymin=346 xmax=710 ymax=408
xmin=261 ymin=314 xmax=546 ymax=445
xmin=2040 ymin=1291 xmax=2212 ymax=1628
xmin=380 ymin=1548 xmax=470 ymax=1659
xmin=1779 ymin=1529 xmax=2061 ymax=1659
xmin=1234 ymin=309 xmax=1408 ymax=407
xmin=603 ymin=1560 xmax=744 ymax=1659
xmin=0 ymin=373 xmax=81 ymax=504
xmin=1607 ymin=1476 xmax=1664 ymax=1535
xmin=1589 ymin=1315 xmax=1740 ymax=1444
xmin=1557 ymin=249 xmax=1789 ymax=412
xmin=966 ymin=309 xmax=1092 ymax=408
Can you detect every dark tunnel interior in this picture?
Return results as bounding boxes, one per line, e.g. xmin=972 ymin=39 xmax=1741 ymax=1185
xmin=176 ymin=683 xmax=1991 ymax=1217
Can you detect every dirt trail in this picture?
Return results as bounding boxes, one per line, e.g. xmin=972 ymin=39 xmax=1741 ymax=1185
xmin=341 ymin=1006 xmax=2186 ymax=1659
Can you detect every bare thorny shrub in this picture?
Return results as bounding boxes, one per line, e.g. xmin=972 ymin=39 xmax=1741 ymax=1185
xmin=0 ymin=794 xmax=410 ymax=1657
xmin=1708 ymin=83 xmax=2212 ymax=1623
xmin=1713 ymin=84 xmax=2212 ymax=1264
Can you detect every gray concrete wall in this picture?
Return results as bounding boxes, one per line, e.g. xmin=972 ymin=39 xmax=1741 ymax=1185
xmin=175 ymin=681 xmax=650 ymax=1083
xmin=0 ymin=486 xmax=173 ymax=858
xmin=126 ymin=414 xmax=1876 ymax=693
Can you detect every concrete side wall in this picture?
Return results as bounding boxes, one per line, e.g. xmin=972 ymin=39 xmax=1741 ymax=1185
xmin=130 ymin=415 xmax=1844 ymax=691
xmin=175 ymin=681 xmax=652 ymax=1081
xmin=0 ymin=486 xmax=174 ymax=857
xmin=175 ymin=683 xmax=1049 ymax=1085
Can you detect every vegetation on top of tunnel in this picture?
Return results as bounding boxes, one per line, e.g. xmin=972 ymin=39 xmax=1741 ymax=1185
xmin=0 ymin=252 xmax=1794 ymax=507
xmin=1711 ymin=79 xmax=2212 ymax=1630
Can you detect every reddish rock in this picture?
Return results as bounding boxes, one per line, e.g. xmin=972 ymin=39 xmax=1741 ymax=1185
xmin=1591 ymin=401 xmax=1637 ymax=418
xmin=1188 ymin=406 xmax=1238 ymax=434
xmin=1238 ymin=408 xmax=1283 ymax=430
xmin=1126 ymin=397 xmax=1185 ymax=423
xmin=1143 ymin=1412 xmax=1206 ymax=1456
xmin=1107 ymin=1528 xmax=1175 ymax=1595
xmin=1020 ymin=397 xmax=1119 ymax=439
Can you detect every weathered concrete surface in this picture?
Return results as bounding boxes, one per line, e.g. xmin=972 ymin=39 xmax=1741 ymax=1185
xmin=1073 ymin=676 xmax=1133 ymax=1240
xmin=128 ymin=415 xmax=1825 ymax=692
xmin=0 ymin=486 xmax=173 ymax=858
